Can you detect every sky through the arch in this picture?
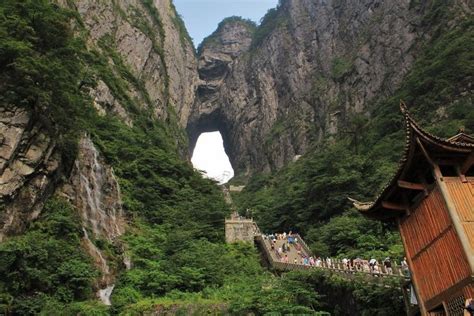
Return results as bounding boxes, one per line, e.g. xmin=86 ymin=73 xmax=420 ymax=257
xmin=175 ymin=0 xmax=278 ymax=183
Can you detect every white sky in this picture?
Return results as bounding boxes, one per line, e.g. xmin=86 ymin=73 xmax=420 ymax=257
xmin=191 ymin=132 xmax=234 ymax=183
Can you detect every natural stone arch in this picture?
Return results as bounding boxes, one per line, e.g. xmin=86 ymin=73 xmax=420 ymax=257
xmin=186 ymin=108 xmax=235 ymax=172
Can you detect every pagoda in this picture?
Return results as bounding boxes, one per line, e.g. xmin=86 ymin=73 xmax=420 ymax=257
xmin=352 ymin=102 xmax=474 ymax=316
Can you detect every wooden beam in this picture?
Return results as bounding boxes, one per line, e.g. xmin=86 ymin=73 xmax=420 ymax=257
xmin=456 ymin=166 xmax=468 ymax=183
xmin=424 ymin=276 xmax=474 ymax=311
xmin=460 ymin=151 xmax=474 ymax=175
xmin=397 ymin=180 xmax=427 ymax=191
xmin=401 ymin=193 xmax=411 ymax=217
xmin=382 ymin=201 xmax=409 ymax=212
xmin=416 ymin=137 xmax=435 ymax=167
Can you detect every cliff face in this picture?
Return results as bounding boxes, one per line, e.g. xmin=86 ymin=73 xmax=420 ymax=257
xmin=187 ymin=0 xmax=471 ymax=176
xmin=1 ymin=0 xmax=470 ymax=238
xmin=0 ymin=0 xmax=200 ymax=302
xmin=70 ymin=0 xmax=198 ymax=124
xmin=0 ymin=106 xmax=62 ymax=240
xmin=0 ymin=0 xmax=197 ymax=237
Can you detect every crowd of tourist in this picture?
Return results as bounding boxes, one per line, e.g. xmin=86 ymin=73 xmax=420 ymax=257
xmin=262 ymin=232 xmax=410 ymax=277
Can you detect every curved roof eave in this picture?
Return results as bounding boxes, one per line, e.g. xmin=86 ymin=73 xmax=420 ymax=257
xmin=351 ymin=101 xmax=474 ymax=218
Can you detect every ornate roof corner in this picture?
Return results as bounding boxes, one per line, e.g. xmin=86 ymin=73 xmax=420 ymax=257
xmin=356 ymin=101 xmax=474 ymax=220
xmin=399 ymin=101 xmax=474 ymax=150
xmin=348 ymin=197 xmax=373 ymax=211
xmin=447 ymin=129 xmax=474 ymax=144
xmin=399 ymin=100 xmax=408 ymax=115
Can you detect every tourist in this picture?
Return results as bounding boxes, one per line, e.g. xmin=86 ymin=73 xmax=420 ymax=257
xmin=316 ymin=257 xmax=322 ymax=267
xmin=373 ymin=264 xmax=380 ymax=275
xmin=465 ymin=299 xmax=474 ymax=316
xmin=342 ymin=258 xmax=348 ymax=270
xmin=369 ymin=258 xmax=377 ymax=272
xmin=401 ymin=257 xmax=409 ymax=277
xmin=383 ymin=257 xmax=393 ymax=274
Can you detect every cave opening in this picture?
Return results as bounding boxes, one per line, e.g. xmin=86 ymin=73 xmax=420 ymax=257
xmin=191 ymin=131 xmax=234 ymax=184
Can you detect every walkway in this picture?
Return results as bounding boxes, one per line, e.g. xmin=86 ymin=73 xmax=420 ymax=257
xmin=225 ymin=213 xmax=416 ymax=315
xmin=225 ymin=212 xmax=409 ymax=279
xmin=255 ymin=234 xmax=407 ymax=280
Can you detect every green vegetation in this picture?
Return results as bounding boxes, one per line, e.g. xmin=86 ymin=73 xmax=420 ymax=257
xmin=250 ymin=5 xmax=288 ymax=50
xmin=331 ymin=57 xmax=353 ymax=80
xmin=233 ymin=0 xmax=473 ymax=265
xmin=289 ymin=269 xmax=405 ymax=316
xmin=0 ymin=198 xmax=99 ymax=314
xmin=113 ymin=238 xmax=326 ymax=314
xmin=0 ymin=0 xmax=95 ymax=166
xmin=1 ymin=0 xmax=472 ymax=314
xmin=197 ymin=16 xmax=256 ymax=54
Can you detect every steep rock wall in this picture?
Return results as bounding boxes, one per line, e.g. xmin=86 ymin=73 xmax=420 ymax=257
xmin=0 ymin=0 xmax=197 ymax=238
xmin=69 ymin=0 xmax=198 ymax=124
xmin=60 ymin=135 xmax=125 ymax=301
xmin=187 ymin=0 xmax=470 ymax=176
xmin=0 ymin=106 xmax=62 ymax=240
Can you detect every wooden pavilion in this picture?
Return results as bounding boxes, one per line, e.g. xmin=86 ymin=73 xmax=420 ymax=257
xmin=352 ymin=102 xmax=474 ymax=316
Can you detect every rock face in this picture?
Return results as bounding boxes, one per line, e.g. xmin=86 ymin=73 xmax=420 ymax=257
xmin=0 ymin=0 xmax=197 ymax=238
xmin=0 ymin=105 xmax=61 ymax=241
xmin=186 ymin=0 xmax=469 ymax=176
xmin=61 ymin=136 xmax=125 ymax=241
xmin=60 ymin=135 xmax=125 ymax=298
xmin=2 ymin=0 xmax=470 ymax=238
xmin=70 ymin=0 xmax=198 ymax=124
xmin=187 ymin=18 xmax=255 ymax=170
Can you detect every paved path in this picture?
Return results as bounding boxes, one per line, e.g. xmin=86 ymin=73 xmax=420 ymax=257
xmin=262 ymin=237 xmax=309 ymax=264
xmin=256 ymin=234 xmax=408 ymax=280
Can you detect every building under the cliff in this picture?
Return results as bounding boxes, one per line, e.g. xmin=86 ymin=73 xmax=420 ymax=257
xmin=352 ymin=103 xmax=474 ymax=316
xmin=224 ymin=211 xmax=259 ymax=243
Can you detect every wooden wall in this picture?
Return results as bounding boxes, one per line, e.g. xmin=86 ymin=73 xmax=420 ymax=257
xmin=445 ymin=178 xmax=474 ymax=253
xmin=464 ymin=283 xmax=474 ymax=299
xmin=400 ymin=187 xmax=471 ymax=304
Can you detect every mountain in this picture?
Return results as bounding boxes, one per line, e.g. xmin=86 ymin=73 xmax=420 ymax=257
xmin=187 ymin=0 xmax=473 ymax=177
xmin=0 ymin=0 xmax=472 ymax=314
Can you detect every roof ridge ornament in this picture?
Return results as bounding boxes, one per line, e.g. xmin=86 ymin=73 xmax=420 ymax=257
xmin=347 ymin=197 xmax=373 ymax=211
xmin=399 ymin=100 xmax=409 ymax=115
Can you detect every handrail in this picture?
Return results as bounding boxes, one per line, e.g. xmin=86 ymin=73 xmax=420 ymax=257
xmin=255 ymin=234 xmax=408 ymax=280
xmin=294 ymin=233 xmax=312 ymax=256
